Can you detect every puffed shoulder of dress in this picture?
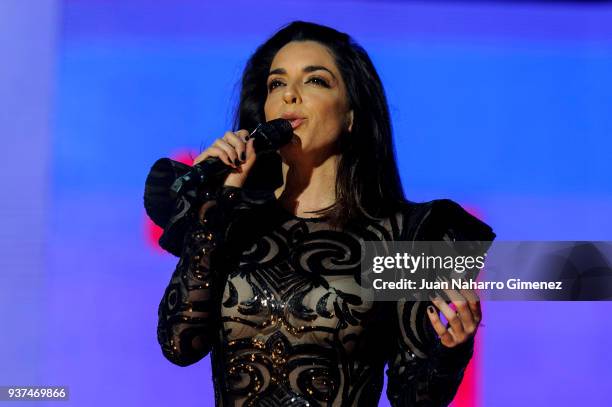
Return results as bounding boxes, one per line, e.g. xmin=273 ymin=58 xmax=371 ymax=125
xmin=400 ymin=198 xmax=496 ymax=243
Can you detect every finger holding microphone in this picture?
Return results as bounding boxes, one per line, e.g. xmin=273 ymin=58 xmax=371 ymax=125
xmin=193 ymin=129 xmax=256 ymax=188
xmin=192 ymin=130 xmax=255 ymax=221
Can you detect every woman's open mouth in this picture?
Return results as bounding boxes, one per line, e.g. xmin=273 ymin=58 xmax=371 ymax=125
xmin=289 ymin=118 xmax=305 ymax=129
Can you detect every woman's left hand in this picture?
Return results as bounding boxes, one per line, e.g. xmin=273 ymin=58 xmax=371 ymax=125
xmin=427 ymin=289 xmax=481 ymax=348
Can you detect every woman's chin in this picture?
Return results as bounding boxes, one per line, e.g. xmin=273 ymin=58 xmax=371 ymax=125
xmin=280 ymin=141 xmax=314 ymax=166
xmin=280 ymin=135 xmax=301 ymax=151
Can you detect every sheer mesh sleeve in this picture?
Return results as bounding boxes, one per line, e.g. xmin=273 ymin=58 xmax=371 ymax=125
xmin=156 ymin=186 xmax=246 ymax=367
xmin=385 ymin=199 xmax=495 ymax=406
xmin=385 ymin=299 xmax=474 ymax=407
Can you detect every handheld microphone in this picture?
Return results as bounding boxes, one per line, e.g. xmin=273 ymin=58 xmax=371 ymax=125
xmin=170 ymin=118 xmax=293 ymax=199
xmin=144 ymin=118 xmax=293 ymax=230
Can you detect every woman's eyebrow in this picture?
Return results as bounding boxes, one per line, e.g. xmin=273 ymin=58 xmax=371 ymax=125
xmin=268 ymin=65 xmax=336 ymax=80
xmin=303 ymin=65 xmax=336 ymax=79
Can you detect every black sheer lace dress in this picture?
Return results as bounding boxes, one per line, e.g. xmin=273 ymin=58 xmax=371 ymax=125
xmin=156 ymin=186 xmax=496 ymax=407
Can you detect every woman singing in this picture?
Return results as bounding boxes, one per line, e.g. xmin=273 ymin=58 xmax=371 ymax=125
xmin=155 ymin=21 xmax=495 ymax=406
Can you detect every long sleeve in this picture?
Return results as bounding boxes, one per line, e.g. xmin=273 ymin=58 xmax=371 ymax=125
xmin=385 ymin=299 xmax=474 ymax=407
xmin=385 ymin=198 xmax=495 ymax=406
xmin=156 ymin=186 xmax=248 ymax=367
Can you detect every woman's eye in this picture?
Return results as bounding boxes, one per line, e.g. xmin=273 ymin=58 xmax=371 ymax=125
xmin=307 ymin=77 xmax=330 ymax=87
xmin=268 ymin=79 xmax=284 ymax=91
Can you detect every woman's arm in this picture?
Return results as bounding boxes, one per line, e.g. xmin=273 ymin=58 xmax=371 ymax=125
xmin=156 ymin=186 xmax=244 ymax=367
xmin=385 ymin=199 xmax=495 ymax=405
xmin=155 ymin=128 xmax=260 ymax=366
xmin=385 ymin=300 xmax=474 ymax=407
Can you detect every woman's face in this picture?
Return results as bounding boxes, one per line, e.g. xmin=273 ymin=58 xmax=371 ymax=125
xmin=264 ymin=40 xmax=353 ymax=162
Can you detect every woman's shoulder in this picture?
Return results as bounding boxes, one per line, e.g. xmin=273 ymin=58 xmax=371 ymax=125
xmin=393 ymin=198 xmax=496 ymax=242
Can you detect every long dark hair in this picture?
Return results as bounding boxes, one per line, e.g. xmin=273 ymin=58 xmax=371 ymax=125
xmin=233 ymin=21 xmax=405 ymax=227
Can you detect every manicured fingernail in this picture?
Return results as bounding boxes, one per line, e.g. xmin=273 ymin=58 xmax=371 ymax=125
xmin=427 ymin=306 xmax=435 ymax=314
xmin=241 ymin=152 xmax=246 ymax=161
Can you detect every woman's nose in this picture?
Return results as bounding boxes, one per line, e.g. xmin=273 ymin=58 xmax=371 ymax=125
xmin=282 ymin=85 xmax=301 ymax=104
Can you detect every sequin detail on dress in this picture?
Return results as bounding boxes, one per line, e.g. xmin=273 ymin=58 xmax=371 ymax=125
xmin=157 ymin=189 xmax=495 ymax=406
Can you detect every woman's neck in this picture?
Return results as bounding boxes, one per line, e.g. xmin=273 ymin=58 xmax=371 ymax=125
xmin=274 ymin=155 xmax=338 ymax=217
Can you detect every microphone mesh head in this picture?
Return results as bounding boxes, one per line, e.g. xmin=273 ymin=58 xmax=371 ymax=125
xmin=252 ymin=118 xmax=293 ymax=152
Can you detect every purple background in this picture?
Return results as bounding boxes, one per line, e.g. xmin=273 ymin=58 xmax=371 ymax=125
xmin=2 ymin=0 xmax=612 ymax=405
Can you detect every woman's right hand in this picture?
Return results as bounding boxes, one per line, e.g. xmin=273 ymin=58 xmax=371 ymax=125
xmin=192 ymin=129 xmax=257 ymax=189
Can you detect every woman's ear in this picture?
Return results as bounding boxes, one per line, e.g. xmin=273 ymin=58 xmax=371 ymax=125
xmin=346 ymin=110 xmax=354 ymax=133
